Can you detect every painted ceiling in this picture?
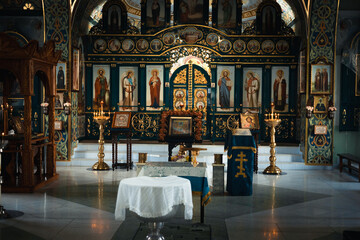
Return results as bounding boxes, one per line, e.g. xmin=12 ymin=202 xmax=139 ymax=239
xmin=87 ymin=0 xmax=295 ymax=32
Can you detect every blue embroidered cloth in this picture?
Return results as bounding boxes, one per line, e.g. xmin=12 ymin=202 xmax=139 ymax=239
xmin=226 ymin=133 xmax=256 ymax=196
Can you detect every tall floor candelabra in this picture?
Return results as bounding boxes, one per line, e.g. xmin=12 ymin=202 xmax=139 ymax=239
xmin=263 ymin=102 xmax=282 ymax=174
xmin=92 ymin=101 xmax=110 ymax=170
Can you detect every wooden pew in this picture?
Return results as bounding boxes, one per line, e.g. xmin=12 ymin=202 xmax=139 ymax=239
xmin=338 ymin=153 xmax=360 ymax=182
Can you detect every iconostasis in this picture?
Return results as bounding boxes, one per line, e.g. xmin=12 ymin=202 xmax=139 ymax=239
xmin=78 ymin=0 xmax=301 ymax=143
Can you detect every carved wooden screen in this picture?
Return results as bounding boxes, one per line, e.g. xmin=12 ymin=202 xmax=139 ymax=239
xmin=170 ymin=64 xmax=210 ymax=137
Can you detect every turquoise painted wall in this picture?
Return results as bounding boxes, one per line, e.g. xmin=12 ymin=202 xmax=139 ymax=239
xmin=333 ymin=57 xmax=360 ymax=165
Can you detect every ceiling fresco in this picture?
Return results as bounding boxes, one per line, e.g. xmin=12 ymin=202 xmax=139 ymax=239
xmin=87 ymin=0 xmax=295 ymax=32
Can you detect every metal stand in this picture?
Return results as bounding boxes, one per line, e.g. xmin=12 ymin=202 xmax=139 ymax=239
xmin=111 ymin=129 xmax=132 ymax=171
xmin=92 ymin=101 xmax=110 ymax=171
xmin=146 ymin=222 xmax=165 ymax=240
xmin=263 ymin=103 xmax=282 ymax=175
xmin=92 ymin=118 xmax=110 ymax=170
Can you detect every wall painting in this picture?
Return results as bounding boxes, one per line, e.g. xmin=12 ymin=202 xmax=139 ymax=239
xmin=243 ymin=68 xmax=262 ymax=112
xmin=93 ymin=65 xmax=110 ymax=110
xmin=271 ymin=66 xmax=289 ymax=112
xmin=119 ymin=66 xmax=138 ymax=111
xmin=217 ymin=65 xmax=234 ymax=112
xmin=56 ymin=62 xmax=66 ymax=91
xmin=146 ymin=65 xmax=164 ymax=111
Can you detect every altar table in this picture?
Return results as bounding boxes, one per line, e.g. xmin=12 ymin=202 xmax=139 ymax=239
xmin=138 ymin=162 xmax=211 ymax=223
xmin=114 ymin=176 xmax=193 ymax=221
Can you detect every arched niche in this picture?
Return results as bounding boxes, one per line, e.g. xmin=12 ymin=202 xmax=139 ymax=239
xmin=256 ymin=0 xmax=283 ymax=35
xmin=102 ymin=0 xmax=128 ymax=33
xmin=0 ymin=33 xmax=61 ymax=192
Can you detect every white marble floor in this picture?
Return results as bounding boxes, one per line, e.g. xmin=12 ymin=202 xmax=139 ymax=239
xmin=1 ymin=166 xmax=360 ymax=240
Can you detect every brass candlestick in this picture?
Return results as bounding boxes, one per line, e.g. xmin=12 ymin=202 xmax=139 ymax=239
xmin=92 ymin=101 xmax=110 ymax=170
xmin=263 ymin=103 xmax=282 ymax=174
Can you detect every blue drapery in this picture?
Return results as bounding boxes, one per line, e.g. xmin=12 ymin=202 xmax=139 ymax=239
xmin=180 ymin=176 xmax=211 ymax=206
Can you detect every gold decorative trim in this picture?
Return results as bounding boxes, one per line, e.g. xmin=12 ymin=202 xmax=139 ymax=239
xmin=41 ymin=0 xmax=46 ymax=43
xmin=232 ymin=146 xmax=257 ymax=153
xmin=131 ymin=113 xmax=151 ymax=131
xmin=89 ymin=24 xmax=298 ymax=38
xmin=211 ymin=61 xmax=296 ymax=65
xmin=356 ymin=54 xmax=360 ymax=96
xmin=174 ymin=68 xmax=187 ymax=84
xmin=188 ymin=64 xmax=193 ymax=109
xmin=342 ymin=109 xmax=347 ymax=125
xmin=194 ymin=69 xmax=207 ymax=84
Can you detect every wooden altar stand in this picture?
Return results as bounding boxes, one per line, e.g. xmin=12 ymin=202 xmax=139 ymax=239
xmin=111 ymin=129 xmax=132 ymax=171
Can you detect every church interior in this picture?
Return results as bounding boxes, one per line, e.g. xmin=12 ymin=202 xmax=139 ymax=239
xmin=0 ymin=0 xmax=360 ymax=239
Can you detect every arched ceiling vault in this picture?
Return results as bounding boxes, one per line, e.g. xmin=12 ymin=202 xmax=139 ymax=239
xmin=71 ymin=0 xmax=308 ymax=43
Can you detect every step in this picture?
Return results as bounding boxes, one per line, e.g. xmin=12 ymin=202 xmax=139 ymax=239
xmin=258 ymin=153 xmax=303 ymax=163
xmin=257 ymin=145 xmax=302 ymax=155
xmin=68 ymin=143 xmax=315 ymax=170
xmin=257 ymin=162 xmax=333 ymax=171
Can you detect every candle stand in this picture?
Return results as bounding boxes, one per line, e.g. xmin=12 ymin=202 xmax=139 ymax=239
xmin=92 ymin=101 xmax=110 ymax=170
xmin=263 ymin=103 xmax=282 ymax=174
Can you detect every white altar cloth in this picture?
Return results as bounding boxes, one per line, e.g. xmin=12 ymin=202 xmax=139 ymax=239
xmin=115 ymin=176 xmax=193 ymax=221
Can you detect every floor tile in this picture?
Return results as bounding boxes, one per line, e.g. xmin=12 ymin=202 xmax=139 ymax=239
xmin=1 ymin=166 xmax=360 ymax=240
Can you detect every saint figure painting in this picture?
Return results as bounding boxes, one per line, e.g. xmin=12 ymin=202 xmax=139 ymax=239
xmin=243 ymin=68 xmax=262 ymax=112
xmin=120 ymin=67 xmax=138 ymax=111
xmin=271 ymin=66 xmax=289 ymax=112
xmin=146 ymin=65 xmax=164 ymax=110
xmin=93 ymin=65 xmax=110 ymax=110
xmin=217 ymin=66 xmax=234 ymax=111
xmin=311 ymin=64 xmax=332 ymax=94
xmin=56 ymin=63 xmax=66 ymax=90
